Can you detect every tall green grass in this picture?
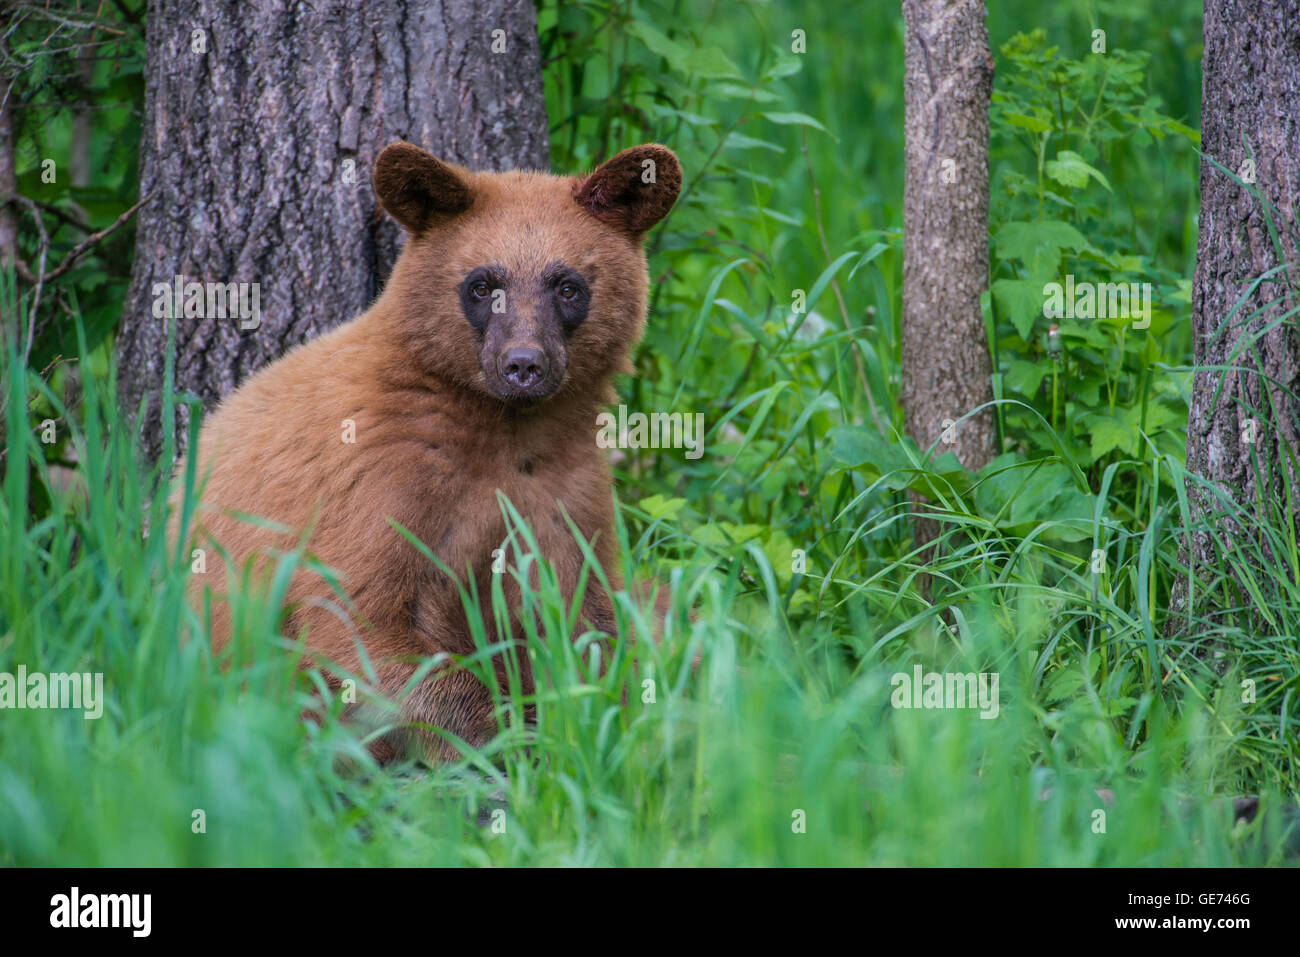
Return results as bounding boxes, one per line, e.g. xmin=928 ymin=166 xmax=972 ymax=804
xmin=3 ymin=0 xmax=1297 ymax=866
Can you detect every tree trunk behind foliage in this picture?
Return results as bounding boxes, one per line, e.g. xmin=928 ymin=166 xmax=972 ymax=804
xmin=118 ymin=0 xmax=549 ymax=464
xmin=901 ymin=0 xmax=996 ymax=551
xmin=0 ymin=67 xmax=17 ymax=293
xmin=1170 ymin=0 xmax=1300 ymax=633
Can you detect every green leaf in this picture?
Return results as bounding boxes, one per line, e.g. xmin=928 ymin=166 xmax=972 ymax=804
xmin=1167 ymin=119 xmax=1201 ymax=145
xmin=1103 ymin=696 xmax=1140 ymax=718
xmin=1087 ymin=415 xmax=1134 ymax=459
xmin=829 ymin=425 xmax=974 ymax=499
xmin=1041 ymin=485 xmax=1094 ymax=542
xmin=722 ymin=132 xmax=784 ymax=152
xmin=1044 ymin=666 xmax=1085 ymax=704
xmin=1057 ymin=317 xmax=1110 ymax=349
xmin=828 ymin=424 xmax=914 ymax=490
xmin=1044 ymin=150 xmax=1112 ymax=192
xmin=711 ymin=83 xmax=780 ymax=103
xmin=694 ymin=521 xmax=763 ymax=550
xmin=795 ymin=250 xmax=859 ymax=322
xmin=762 ymin=530 xmax=798 ymax=585
xmin=1008 ymin=462 xmax=1075 ymax=524
xmin=994 ymin=220 xmax=1091 ymax=276
xmin=1005 ymin=358 xmax=1048 ymax=397
xmin=1124 ymin=401 xmax=1180 ymax=436
xmin=975 ymin=455 xmax=1081 ymax=533
xmin=760 ymin=111 xmax=832 ymax=136
xmin=624 ymin=24 xmax=741 ymax=79
xmin=647 ymin=104 xmax=718 ymax=127
xmin=1004 ymin=112 xmax=1052 ymax=133
xmin=684 ymin=47 xmax=744 ymax=79
xmin=1071 ymin=374 xmax=1103 ymax=407
xmin=848 ymin=242 xmax=890 ymax=281
xmin=1103 ymin=252 xmax=1145 ymax=273
xmin=757 ymin=206 xmax=803 ymax=227
xmin=626 ymin=21 xmax=689 ymax=67
xmin=638 ymin=494 xmax=687 ymax=521
xmin=763 ymin=57 xmax=803 ymax=80
xmin=992 ymin=279 xmax=1044 ymax=339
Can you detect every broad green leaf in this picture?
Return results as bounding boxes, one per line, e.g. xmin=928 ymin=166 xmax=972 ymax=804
xmin=1005 ymin=358 xmax=1048 ymax=397
xmin=829 ymin=425 xmax=974 ymax=499
xmin=994 ymin=220 xmax=1091 ymax=276
xmin=1124 ymin=401 xmax=1180 ymax=435
xmin=1008 ymin=462 xmax=1075 ymax=524
xmin=1057 ymin=317 xmax=1111 ymax=349
xmin=992 ymin=278 xmax=1044 ymax=339
xmin=1045 ymin=150 xmax=1112 ymax=192
xmin=1087 ymin=415 xmax=1134 ymax=459
xmin=1071 ymin=374 xmax=1103 ymax=407
xmin=1103 ymin=252 xmax=1145 ymax=272
xmin=1045 ymin=666 xmax=1085 ymax=703
xmin=762 ymin=530 xmax=798 ymax=584
xmin=828 ymin=424 xmax=914 ymax=490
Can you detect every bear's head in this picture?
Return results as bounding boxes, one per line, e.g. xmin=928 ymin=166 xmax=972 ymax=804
xmin=372 ymin=142 xmax=681 ymax=406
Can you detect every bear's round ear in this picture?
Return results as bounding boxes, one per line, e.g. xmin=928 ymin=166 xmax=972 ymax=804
xmin=573 ymin=144 xmax=681 ymax=238
xmin=373 ymin=142 xmax=473 ymax=233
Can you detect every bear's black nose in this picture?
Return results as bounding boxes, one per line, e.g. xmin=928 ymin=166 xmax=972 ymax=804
xmin=499 ymin=346 xmax=549 ymax=389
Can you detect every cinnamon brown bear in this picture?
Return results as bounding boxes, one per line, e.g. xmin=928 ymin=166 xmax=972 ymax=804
xmin=175 ymin=142 xmax=681 ymax=762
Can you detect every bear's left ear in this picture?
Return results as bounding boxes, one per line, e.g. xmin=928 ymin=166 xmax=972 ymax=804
xmin=573 ymin=144 xmax=681 ymax=238
xmin=373 ymin=142 xmax=473 ymax=233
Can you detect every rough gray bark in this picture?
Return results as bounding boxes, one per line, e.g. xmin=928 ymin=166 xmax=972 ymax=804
xmin=901 ymin=0 xmax=996 ymax=552
xmin=1172 ymin=0 xmax=1300 ymax=630
xmin=118 ymin=0 xmax=550 ymax=463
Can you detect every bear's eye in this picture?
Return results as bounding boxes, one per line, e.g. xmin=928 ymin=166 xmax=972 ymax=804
xmin=557 ymin=282 xmax=579 ymax=301
xmin=470 ymin=280 xmax=491 ymax=300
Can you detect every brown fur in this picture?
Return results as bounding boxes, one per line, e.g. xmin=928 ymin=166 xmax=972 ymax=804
xmin=174 ymin=143 xmax=681 ymax=762
xmin=572 ymin=144 xmax=682 ymax=236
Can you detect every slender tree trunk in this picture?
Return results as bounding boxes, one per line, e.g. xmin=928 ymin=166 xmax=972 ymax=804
xmin=69 ymin=42 xmax=96 ymax=217
xmin=0 ymin=63 xmax=17 ymax=294
xmin=1170 ymin=0 xmax=1300 ymax=632
xmin=901 ymin=0 xmax=996 ymax=551
xmin=118 ymin=0 xmax=550 ymax=463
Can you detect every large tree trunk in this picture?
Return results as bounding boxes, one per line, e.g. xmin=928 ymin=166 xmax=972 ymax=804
xmin=118 ymin=0 xmax=550 ymax=463
xmin=1172 ymin=0 xmax=1300 ymax=631
xmin=900 ymin=0 xmax=996 ymax=550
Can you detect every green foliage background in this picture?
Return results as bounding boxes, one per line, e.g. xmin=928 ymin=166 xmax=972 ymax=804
xmin=4 ymin=0 xmax=1299 ymax=865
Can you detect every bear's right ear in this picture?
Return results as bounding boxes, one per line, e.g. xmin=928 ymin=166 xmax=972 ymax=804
xmin=373 ymin=142 xmax=473 ymax=233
